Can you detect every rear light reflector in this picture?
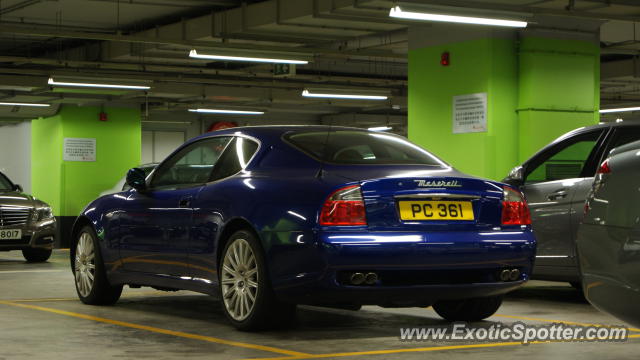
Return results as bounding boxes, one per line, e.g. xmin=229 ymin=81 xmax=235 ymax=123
xmin=501 ymin=186 xmax=531 ymax=226
xmin=319 ymin=185 xmax=367 ymax=226
xmin=597 ymin=159 xmax=611 ymax=174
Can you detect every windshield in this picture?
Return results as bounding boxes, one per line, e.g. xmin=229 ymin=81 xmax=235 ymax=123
xmin=0 ymin=172 xmax=13 ymax=191
xmin=285 ymin=130 xmax=448 ymax=166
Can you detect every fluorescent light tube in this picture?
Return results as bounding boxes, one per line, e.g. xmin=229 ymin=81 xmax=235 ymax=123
xmin=389 ymin=6 xmax=527 ymax=28
xmin=302 ymin=90 xmax=388 ymax=100
xmin=48 ymin=78 xmax=150 ymax=90
xmin=600 ymin=106 xmax=640 ymax=114
xmin=189 ymin=50 xmax=308 ymax=64
xmin=189 ymin=108 xmax=264 ymax=115
xmin=368 ymin=126 xmax=393 ymax=131
xmin=0 ymin=102 xmax=50 ymax=107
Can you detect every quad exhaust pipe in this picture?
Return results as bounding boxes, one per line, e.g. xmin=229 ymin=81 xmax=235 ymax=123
xmin=499 ymin=268 xmax=520 ymax=282
xmin=349 ymin=272 xmax=378 ymax=285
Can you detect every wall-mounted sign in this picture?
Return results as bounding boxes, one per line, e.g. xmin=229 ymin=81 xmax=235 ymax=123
xmin=453 ymin=92 xmax=487 ymax=134
xmin=63 ymin=138 xmax=96 ymax=162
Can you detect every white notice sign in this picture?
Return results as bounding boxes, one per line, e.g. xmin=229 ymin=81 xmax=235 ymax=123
xmin=63 ymin=138 xmax=96 ymax=162
xmin=453 ymin=92 xmax=487 ymax=134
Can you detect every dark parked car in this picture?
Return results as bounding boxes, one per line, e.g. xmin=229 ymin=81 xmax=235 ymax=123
xmin=504 ymin=122 xmax=640 ymax=287
xmin=0 ymin=171 xmax=57 ymax=262
xmin=71 ymin=126 xmax=535 ymax=330
xmin=578 ymin=140 xmax=640 ymax=327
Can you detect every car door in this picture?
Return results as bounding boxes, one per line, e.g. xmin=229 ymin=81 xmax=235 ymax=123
xmin=188 ymin=136 xmax=260 ymax=284
xmin=520 ymin=129 xmax=607 ymax=271
xmin=117 ymin=136 xmax=232 ymax=277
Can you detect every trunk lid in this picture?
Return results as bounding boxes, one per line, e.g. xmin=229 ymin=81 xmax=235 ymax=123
xmin=321 ymin=165 xmax=504 ymax=232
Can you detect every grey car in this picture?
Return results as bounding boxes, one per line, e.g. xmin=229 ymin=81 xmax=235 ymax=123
xmin=577 ymin=139 xmax=640 ymax=327
xmin=503 ymin=122 xmax=640 ymax=286
xmin=0 ymin=171 xmax=57 ymax=262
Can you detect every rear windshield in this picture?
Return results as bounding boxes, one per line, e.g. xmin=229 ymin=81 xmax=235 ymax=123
xmin=284 ymin=130 xmax=447 ymax=166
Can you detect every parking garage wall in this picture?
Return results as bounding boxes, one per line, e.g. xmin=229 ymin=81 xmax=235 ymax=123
xmin=409 ymin=34 xmax=599 ymax=180
xmin=0 ymin=121 xmax=32 ymax=193
xmin=409 ymin=37 xmax=519 ymax=180
xmin=32 ymin=105 xmax=141 ymax=247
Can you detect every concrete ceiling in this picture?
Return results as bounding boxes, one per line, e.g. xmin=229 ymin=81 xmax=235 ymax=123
xmin=2 ymin=0 xmax=640 ymax=128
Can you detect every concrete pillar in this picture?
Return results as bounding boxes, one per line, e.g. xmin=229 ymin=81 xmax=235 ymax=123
xmin=31 ymin=105 xmax=141 ymax=247
xmin=517 ymin=36 xmax=600 ymax=162
xmin=408 ymin=21 xmax=600 ymax=180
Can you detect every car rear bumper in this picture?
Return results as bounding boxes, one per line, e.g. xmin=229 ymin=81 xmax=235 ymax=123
xmin=269 ymin=229 xmax=536 ymax=306
xmin=0 ymin=219 xmax=57 ymax=251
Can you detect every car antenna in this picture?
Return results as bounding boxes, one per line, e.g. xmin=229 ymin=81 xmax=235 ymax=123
xmin=316 ymin=119 xmax=333 ymax=179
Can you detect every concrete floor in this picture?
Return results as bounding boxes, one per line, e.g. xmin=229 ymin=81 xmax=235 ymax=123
xmin=1 ymin=250 xmax=639 ymax=360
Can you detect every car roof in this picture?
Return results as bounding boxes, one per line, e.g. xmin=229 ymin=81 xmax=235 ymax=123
xmin=185 ymin=125 xmax=373 ymax=145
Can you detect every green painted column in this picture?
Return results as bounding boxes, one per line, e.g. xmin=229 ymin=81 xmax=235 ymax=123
xmin=31 ymin=105 xmax=141 ymax=246
xmin=409 ymin=33 xmax=600 ymax=180
xmin=517 ymin=37 xmax=600 ymax=162
xmin=409 ymin=37 xmax=519 ymax=180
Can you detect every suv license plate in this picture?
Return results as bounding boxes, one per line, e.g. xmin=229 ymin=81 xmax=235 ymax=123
xmin=0 ymin=229 xmax=22 ymax=240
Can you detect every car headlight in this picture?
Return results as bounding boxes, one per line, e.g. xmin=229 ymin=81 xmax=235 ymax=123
xmin=35 ymin=207 xmax=54 ymax=221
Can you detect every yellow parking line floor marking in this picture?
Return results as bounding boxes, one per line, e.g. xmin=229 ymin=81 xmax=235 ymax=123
xmin=0 ymin=300 xmax=310 ymax=358
xmin=4 ymin=297 xmax=636 ymax=360
xmin=244 ymin=342 xmax=526 ymax=360
xmin=0 ymin=270 xmax=65 ymax=274
xmin=493 ymin=314 xmax=640 ymax=333
xmin=244 ymin=336 xmax=640 ymax=360
xmin=7 ymin=290 xmax=180 ymax=302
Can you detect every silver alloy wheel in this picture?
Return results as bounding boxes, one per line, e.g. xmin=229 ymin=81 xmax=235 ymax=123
xmin=74 ymin=232 xmax=96 ymax=297
xmin=221 ymin=238 xmax=259 ymax=321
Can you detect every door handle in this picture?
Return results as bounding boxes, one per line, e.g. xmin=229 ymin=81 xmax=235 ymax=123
xmin=179 ymin=196 xmax=192 ymax=208
xmin=547 ymin=191 xmax=568 ymax=201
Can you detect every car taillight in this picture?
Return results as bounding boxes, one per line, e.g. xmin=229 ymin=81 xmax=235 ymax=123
xmin=501 ymin=186 xmax=531 ymax=226
xmin=319 ymin=185 xmax=367 ymax=226
xmin=597 ymin=159 xmax=611 ymax=174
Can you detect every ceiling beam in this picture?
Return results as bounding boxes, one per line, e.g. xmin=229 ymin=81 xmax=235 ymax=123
xmin=0 ymin=55 xmax=407 ymax=88
xmin=0 ymin=24 xmax=405 ymax=59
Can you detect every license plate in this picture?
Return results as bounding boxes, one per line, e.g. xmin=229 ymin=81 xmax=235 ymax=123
xmin=0 ymin=229 xmax=22 ymax=240
xmin=398 ymin=201 xmax=474 ymax=221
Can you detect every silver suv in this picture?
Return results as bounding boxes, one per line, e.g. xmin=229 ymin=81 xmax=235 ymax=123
xmin=0 ymin=171 xmax=57 ymax=262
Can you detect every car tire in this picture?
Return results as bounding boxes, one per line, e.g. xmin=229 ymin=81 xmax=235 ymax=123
xmin=219 ymin=230 xmax=296 ymax=331
xmin=73 ymin=226 xmax=123 ymax=305
xmin=22 ymin=248 xmax=52 ymax=262
xmin=433 ymin=296 xmax=503 ymax=322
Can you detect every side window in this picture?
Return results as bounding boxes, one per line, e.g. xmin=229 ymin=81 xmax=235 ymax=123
xmin=608 ymin=127 xmax=640 ymax=151
xmin=333 ymin=145 xmax=374 ymax=162
xmin=525 ymin=131 xmax=603 ymax=184
xmin=210 ymin=137 xmax=259 ymax=181
xmin=151 ymin=137 xmax=231 ymax=188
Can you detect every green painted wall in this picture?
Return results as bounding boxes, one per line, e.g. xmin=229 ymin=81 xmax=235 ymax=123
xmin=409 ymin=36 xmax=599 ymax=180
xmin=32 ymin=105 xmax=141 ymax=217
xmin=517 ymin=37 xmax=600 ymax=162
xmin=409 ymin=38 xmax=518 ymax=180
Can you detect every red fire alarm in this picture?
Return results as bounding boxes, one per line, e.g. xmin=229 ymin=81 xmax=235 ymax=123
xmin=99 ymin=112 xmax=108 ymax=121
xmin=441 ymin=52 xmax=450 ymax=66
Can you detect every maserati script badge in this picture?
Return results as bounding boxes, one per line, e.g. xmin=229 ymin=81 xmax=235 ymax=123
xmin=413 ymin=180 xmax=463 ymax=188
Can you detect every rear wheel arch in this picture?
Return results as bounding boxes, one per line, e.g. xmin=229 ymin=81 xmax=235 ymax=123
xmin=70 ymin=216 xmax=94 ymax=270
xmin=217 ymin=218 xmax=262 ymax=266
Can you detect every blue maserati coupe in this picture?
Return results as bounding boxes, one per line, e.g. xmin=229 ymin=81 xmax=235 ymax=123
xmin=71 ymin=126 xmax=536 ymax=330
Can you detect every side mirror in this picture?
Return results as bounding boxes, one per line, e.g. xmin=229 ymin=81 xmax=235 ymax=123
xmin=126 ymin=168 xmax=147 ymax=191
xmin=503 ymin=166 xmax=524 ymax=186
xmin=13 ymin=184 xmax=23 ymax=192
